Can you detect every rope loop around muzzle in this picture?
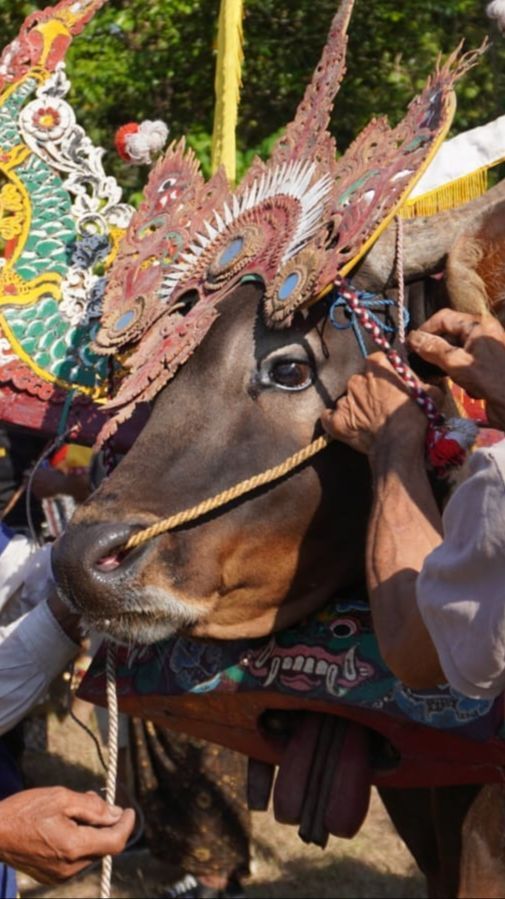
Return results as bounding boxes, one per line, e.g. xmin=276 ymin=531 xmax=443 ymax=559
xmin=124 ymin=433 xmax=333 ymax=551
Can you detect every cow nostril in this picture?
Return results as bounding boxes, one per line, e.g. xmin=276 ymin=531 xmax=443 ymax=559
xmin=96 ymin=553 xmax=122 ymax=572
xmin=95 ymin=546 xmax=134 ymax=572
xmin=53 ymin=521 xmax=148 ymax=586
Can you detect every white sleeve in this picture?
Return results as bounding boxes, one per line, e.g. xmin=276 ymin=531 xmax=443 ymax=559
xmin=417 ymin=442 xmax=505 ymax=699
xmin=0 ymin=600 xmax=79 ymax=734
xmin=0 ymin=534 xmax=35 ymax=612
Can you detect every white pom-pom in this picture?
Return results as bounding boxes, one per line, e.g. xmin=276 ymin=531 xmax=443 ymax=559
xmin=121 ymin=120 xmax=169 ymax=165
xmin=487 ymin=0 xmax=505 ymax=33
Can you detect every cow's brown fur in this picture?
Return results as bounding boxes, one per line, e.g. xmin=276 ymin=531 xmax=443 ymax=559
xmin=446 ymin=201 xmax=505 ymax=324
xmin=53 ymin=193 xmax=505 ymax=896
xmin=459 ymin=784 xmax=505 ymax=898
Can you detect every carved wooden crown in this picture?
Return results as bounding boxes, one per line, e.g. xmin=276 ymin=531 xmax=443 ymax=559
xmin=0 ymin=0 xmax=483 ymax=444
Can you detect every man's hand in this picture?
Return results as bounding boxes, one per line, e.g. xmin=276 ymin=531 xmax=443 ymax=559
xmin=320 ymin=353 xmax=429 ymax=456
xmin=408 ymin=309 xmax=505 ymax=428
xmin=0 ymin=787 xmax=134 ymax=884
xmin=321 ymin=356 xmax=445 ymax=690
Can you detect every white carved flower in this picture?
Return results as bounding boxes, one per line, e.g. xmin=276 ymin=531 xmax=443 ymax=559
xmin=20 ymin=97 xmax=75 ymax=143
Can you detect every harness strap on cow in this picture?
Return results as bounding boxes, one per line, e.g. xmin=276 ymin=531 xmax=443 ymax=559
xmin=329 ymin=277 xmax=479 ymax=473
xmin=328 ymin=291 xmax=405 ymax=357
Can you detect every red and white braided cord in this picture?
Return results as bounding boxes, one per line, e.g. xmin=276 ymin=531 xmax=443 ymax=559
xmin=335 ymin=277 xmax=444 ymax=426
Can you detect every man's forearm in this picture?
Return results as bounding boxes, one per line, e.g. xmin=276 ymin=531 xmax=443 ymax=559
xmin=367 ymin=437 xmax=445 ymax=687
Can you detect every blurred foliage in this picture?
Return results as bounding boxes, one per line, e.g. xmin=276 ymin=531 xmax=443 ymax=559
xmin=0 ymin=0 xmax=504 ymax=196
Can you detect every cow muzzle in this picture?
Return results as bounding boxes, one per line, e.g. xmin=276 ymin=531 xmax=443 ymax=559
xmin=52 ymin=521 xmax=149 ymax=619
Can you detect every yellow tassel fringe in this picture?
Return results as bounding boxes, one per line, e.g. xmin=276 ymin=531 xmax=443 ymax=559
xmin=401 ymin=162 xmax=503 ymax=219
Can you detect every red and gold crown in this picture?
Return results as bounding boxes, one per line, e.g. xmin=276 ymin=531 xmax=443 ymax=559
xmin=0 ymin=0 xmax=478 ymax=444
xmin=94 ymin=0 xmax=482 ymax=441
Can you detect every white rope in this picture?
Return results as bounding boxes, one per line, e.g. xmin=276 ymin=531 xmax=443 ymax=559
xmin=100 ymin=643 xmax=119 ymax=899
xmin=395 ymin=215 xmax=407 ymax=350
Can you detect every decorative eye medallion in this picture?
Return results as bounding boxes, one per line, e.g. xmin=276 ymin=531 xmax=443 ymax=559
xmin=113 ymin=309 xmax=136 ymax=331
xmin=96 ymin=296 xmax=146 ymax=349
xmin=217 ymin=236 xmax=244 ymax=268
xmin=265 ymin=248 xmax=320 ymax=327
xmin=205 ymin=224 xmax=262 ymax=289
xmin=278 ymin=271 xmax=301 ymax=302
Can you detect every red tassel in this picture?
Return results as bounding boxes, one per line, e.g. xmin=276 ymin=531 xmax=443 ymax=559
xmin=114 ymin=122 xmax=140 ymax=162
xmin=426 ymin=418 xmax=479 ymax=476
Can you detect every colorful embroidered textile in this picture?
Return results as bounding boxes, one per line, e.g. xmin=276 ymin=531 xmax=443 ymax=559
xmin=82 ymin=592 xmax=500 ymax=741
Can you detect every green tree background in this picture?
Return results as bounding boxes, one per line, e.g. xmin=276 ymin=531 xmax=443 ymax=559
xmin=1 ymin=0 xmax=503 ymax=195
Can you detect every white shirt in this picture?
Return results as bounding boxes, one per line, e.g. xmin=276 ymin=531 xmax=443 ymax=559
xmin=0 ymin=531 xmax=78 ymax=734
xmin=0 ymin=535 xmax=53 ymax=621
xmin=0 ymin=600 xmax=78 ymax=734
xmin=417 ymin=439 xmax=505 ymax=699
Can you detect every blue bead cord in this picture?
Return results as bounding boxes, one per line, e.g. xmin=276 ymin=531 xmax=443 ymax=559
xmin=328 ymin=287 xmax=410 ymax=358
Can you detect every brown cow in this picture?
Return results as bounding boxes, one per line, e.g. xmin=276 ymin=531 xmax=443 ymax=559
xmin=54 ymin=181 xmax=505 ymax=897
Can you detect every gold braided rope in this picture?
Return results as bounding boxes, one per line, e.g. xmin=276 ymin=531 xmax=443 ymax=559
xmin=125 ymin=433 xmax=333 ymax=550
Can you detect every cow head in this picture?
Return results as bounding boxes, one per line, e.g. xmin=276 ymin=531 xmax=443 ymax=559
xmin=49 ymin=0 xmax=503 ymax=646
xmin=52 ymin=179 xmax=505 ymax=644
xmin=53 ymin=280 xmax=374 ymax=643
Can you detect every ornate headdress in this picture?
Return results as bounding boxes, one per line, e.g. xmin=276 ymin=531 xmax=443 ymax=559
xmin=94 ymin=0 xmax=481 ymax=440
xmin=0 ymin=0 xmax=482 ymax=444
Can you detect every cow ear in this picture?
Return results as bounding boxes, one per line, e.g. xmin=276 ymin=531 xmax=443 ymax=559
xmin=446 ymin=200 xmax=505 ymax=324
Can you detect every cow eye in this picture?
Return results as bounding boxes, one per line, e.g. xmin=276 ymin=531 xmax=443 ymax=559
xmin=270 ymin=360 xmax=313 ymax=391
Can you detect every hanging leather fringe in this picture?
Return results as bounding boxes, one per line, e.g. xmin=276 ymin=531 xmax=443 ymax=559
xmin=211 ymin=0 xmax=244 ymax=183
